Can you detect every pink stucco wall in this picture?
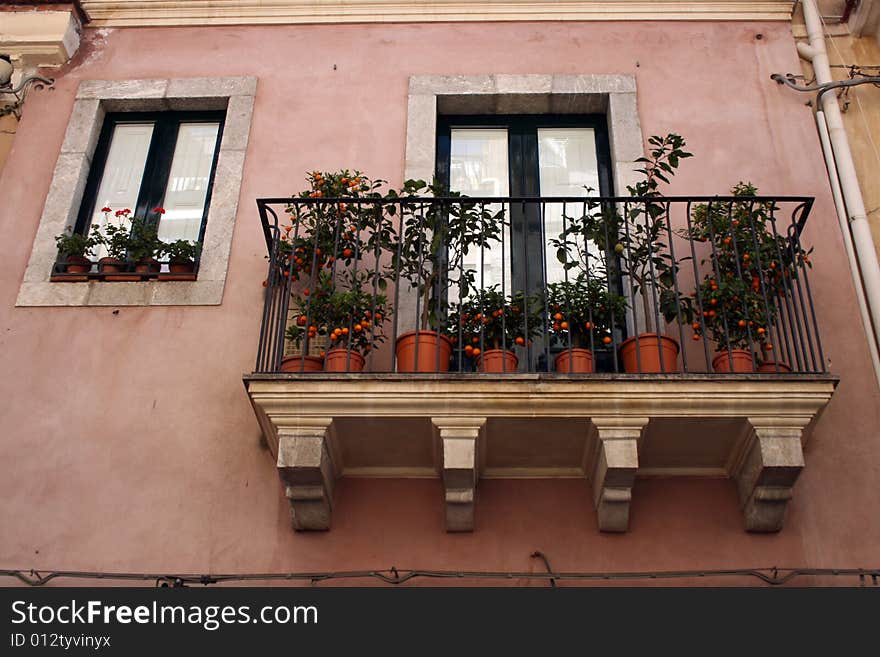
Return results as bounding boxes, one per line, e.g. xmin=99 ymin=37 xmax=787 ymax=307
xmin=1 ymin=20 xmax=878 ymax=584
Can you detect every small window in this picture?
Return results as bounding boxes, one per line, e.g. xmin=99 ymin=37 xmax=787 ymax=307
xmin=69 ymin=110 xmax=225 ymax=274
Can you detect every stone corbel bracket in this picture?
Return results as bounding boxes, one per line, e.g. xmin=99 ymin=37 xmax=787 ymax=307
xmin=733 ymin=417 xmax=810 ymax=532
xmin=276 ymin=418 xmax=337 ymax=531
xmin=585 ymin=417 xmax=647 ymax=532
xmin=432 ymin=417 xmax=486 ymax=532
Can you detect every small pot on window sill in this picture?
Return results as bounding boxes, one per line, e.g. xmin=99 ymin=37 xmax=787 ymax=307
xmin=168 ymin=258 xmax=195 ymax=274
xmin=99 ymin=257 xmax=140 ymax=281
xmin=64 ymin=255 xmax=93 ymax=274
xmin=134 ymin=258 xmax=161 ymax=274
xmin=98 ymin=257 xmax=125 ymax=273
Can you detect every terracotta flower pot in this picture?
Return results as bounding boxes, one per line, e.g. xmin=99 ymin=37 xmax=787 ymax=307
xmin=65 ymin=255 xmax=92 ymax=274
xmin=98 ymin=257 xmax=125 ymax=273
xmin=279 ymin=355 xmax=324 ymax=373
xmin=169 ymin=259 xmax=195 ymax=274
xmin=476 ymin=349 xmax=518 ymax=373
xmin=395 ymin=330 xmax=453 ymax=372
xmin=757 ymin=360 xmax=792 ymax=373
xmin=324 ymin=349 xmax=365 ymax=372
xmin=712 ymin=349 xmax=755 ymax=373
xmin=554 ymin=348 xmax=594 ymax=373
xmin=620 ymin=334 xmax=680 ymax=373
xmin=135 ymin=258 xmax=161 ymax=274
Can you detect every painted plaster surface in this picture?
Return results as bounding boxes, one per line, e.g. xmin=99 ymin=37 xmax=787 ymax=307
xmin=0 ymin=21 xmax=878 ymax=581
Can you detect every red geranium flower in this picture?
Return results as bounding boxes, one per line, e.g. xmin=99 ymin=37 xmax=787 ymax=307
xmin=101 ymin=206 xmax=112 ymax=213
xmin=152 ymin=207 xmax=166 ymax=214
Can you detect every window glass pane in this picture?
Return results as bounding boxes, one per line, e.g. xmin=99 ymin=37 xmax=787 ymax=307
xmin=157 ymin=122 xmax=220 ymax=243
xmin=88 ymin=122 xmax=154 ymax=257
xmin=449 ymin=128 xmax=511 ymax=300
xmin=538 ymin=128 xmax=601 ymax=284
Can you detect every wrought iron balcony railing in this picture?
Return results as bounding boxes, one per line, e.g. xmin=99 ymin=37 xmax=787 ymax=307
xmin=254 ymin=194 xmax=823 ymax=376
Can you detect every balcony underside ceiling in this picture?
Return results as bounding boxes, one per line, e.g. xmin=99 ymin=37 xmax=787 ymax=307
xmin=245 ymin=374 xmax=836 ymax=533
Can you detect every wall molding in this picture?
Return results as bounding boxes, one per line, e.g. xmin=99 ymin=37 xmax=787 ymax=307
xmin=79 ymin=1 xmax=796 ymax=27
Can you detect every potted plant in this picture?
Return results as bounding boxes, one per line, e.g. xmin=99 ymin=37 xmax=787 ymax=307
xmin=608 ymin=135 xmax=694 ymax=372
xmin=54 ymin=226 xmax=98 ymax=274
xmin=129 ymin=208 xmax=165 ymax=274
xmin=688 ymin=182 xmax=810 ymax=373
xmin=93 ymin=208 xmax=141 ymax=280
xmin=448 ymin=286 xmax=542 ymax=373
xmin=163 ymin=238 xmax=201 ymax=274
xmin=278 ymin=170 xmax=388 ymax=284
xmin=276 ymin=170 xmax=396 ymax=370
xmin=322 ymin=272 xmax=391 ymax=372
xmin=389 ymin=178 xmax=505 ymax=372
xmin=546 ymin=275 xmax=628 ymax=373
xmin=282 ymin=271 xmax=335 ymax=372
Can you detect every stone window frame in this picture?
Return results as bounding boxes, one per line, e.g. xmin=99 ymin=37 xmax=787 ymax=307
xmin=404 ymin=74 xmax=643 ymax=195
xmin=398 ymin=74 xmax=643 ymax=328
xmin=16 ymin=76 xmax=257 ymax=307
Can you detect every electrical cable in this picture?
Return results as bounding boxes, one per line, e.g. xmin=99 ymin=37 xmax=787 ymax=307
xmin=2 ymin=565 xmax=878 ymax=587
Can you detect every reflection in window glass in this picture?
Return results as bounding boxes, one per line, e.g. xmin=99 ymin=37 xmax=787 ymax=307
xmin=538 ymin=128 xmax=601 ymax=284
xmin=449 ymin=129 xmax=511 ymax=299
xmin=88 ymin=123 xmax=154 ymax=258
xmin=158 ymin=123 xmax=220 ymax=243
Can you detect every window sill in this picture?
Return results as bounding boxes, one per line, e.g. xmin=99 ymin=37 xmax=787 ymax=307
xmin=50 ymin=272 xmax=198 ymax=282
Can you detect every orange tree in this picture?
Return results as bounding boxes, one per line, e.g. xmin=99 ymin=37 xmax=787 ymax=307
xmin=285 ymin=271 xmax=390 ymax=357
xmin=446 ymin=285 xmax=543 ymax=359
xmin=687 ymin=182 xmax=812 ymax=352
xmin=553 ymin=134 xmax=696 ymax=333
xmin=387 ymin=178 xmax=506 ymax=332
xmin=546 ymin=275 xmax=627 ymax=350
xmin=284 ymin=271 xmax=335 ymax=355
xmin=277 ymin=170 xmax=393 ymax=287
xmin=322 ymin=272 xmax=391 ymax=356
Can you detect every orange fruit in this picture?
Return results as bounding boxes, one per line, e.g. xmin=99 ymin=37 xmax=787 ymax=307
xmin=692 ymin=334 xmax=701 ymax=341
xmin=585 ymin=322 xmax=593 ymax=330
xmin=472 ymin=348 xmax=481 ymax=357
xmin=354 ymin=324 xmax=363 ymax=332
xmin=515 ymin=337 xmax=525 ymax=346
xmin=763 ymin=343 xmax=773 ymax=351
xmin=757 ymin=327 xmax=765 ymax=335
xmin=343 ymin=248 xmax=353 ymax=258
xmin=560 ymin=321 xmax=569 ymax=330
xmin=602 ymin=336 xmax=612 ymax=345
xmin=554 ymin=312 xmax=563 ymax=321
xmin=738 ymin=320 xmax=746 ymax=328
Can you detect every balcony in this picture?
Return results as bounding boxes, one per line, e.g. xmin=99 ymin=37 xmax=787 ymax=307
xmin=243 ymin=190 xmax=837 ymax=534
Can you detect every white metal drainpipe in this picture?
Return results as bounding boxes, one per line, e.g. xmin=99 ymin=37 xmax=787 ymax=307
xmin=799 ymin=0 xmax=880 ymax=387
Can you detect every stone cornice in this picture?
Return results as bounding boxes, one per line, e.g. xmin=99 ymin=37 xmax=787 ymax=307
xmin=245 ymin=374 xmax=837 ymax=424
xmin=80 ymin=1 xmax=796 ymax=27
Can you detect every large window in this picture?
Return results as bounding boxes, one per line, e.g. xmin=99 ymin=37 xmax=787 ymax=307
xmin=76 ymin=111 xmax=225 ymax=261
xmin=436 ymin=115 xmax=613 ymax=295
